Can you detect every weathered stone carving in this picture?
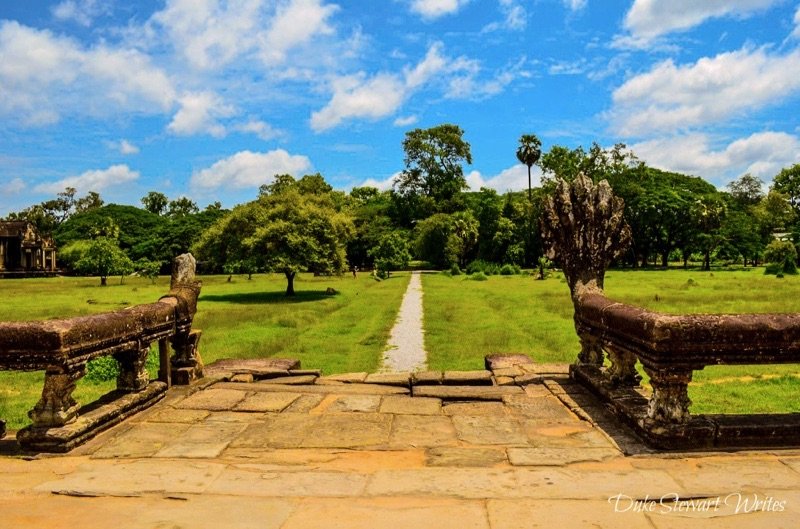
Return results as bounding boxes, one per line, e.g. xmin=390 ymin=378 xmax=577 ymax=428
xmin=0 ymin=253 xmax=202 ymax=452
xmin=643 ymin=367 xmax=692 ymax=424
xmin=541 ymin=173 xmax=631 ymax=366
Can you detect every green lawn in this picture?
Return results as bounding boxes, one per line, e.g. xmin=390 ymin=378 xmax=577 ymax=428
xmin=422 ymin=267 xmax=800 ymax=415
xmin=0 ymin=272 xmax=409 ymax=429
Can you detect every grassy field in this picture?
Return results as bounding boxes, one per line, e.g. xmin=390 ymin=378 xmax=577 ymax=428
xmin=422 ymin=268 xmax=800 ymax=415
xmin=3 ymin=267 xmax=800 ymax=430
xmin=0 ymin=272 xmax=408 ymax=429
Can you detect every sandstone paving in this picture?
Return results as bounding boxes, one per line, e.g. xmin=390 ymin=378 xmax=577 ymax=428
xmin=5 ymin=376 xmax=800 ymax=528
xmin=234 ymin=391 xmax=301 ymax=412
xmin=217 ymin=381 xmax=409 ymax=395
xmin=280 ymin=497 xmax=491 ymax=529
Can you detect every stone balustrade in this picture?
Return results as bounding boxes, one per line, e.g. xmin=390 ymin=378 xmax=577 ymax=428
xmin=0 ymin=254 xmax=203 ymax=452
xmin=571 ymin=286 xmax=800 ymax=449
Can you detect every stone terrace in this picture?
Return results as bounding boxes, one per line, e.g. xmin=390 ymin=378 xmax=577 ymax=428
xmin=3 ymin=361 xmax=800 ymax=528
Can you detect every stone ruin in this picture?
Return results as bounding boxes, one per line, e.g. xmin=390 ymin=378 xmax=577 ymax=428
xmin=543 ymin=174 xmax=800 ymax=450
xmin=0 ymin=254 xmax=204 ymax=452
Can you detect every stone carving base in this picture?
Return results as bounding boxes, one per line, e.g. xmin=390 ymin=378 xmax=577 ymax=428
xmin=571 ymin=363 xmax=800 ymax=450
xmin=17 ymin=382 xmax=167 ymax=453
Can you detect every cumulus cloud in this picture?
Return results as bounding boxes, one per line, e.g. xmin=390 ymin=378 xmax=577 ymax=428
xmin=630 ymin=131 xmax=800 ymax=183
xmin=51 ymin=0 xmax=109 ymax=27
xmin=168 ymin=92 xmax=236 ymax=137
xmin=623 ymin=0 xmax=779 ymax=40
xmin=394 ymin=115 xmax=418 ymax=127
xmin=310 ymin=74 xmax=407 ymax=132
xmin=34 ymin=165 xmax=140 ymax=195
xmin=0 ymin=21 xmax=176 ymax=126
xmin=483 ymin=0 xmax=527 ymax=32
xmin=610 ymin=46 xmax=800 ymax=136
xmin=233 ymin=119 xmax=283 ymax=140
xmin=466 ymin=164 xmax=542 ymax=192
xmin=409 ymin=0 xmax=470 ymax=20
xmin=191 ymin=150 xmax=312 ymax=189
xmin=358 ymin=173 xmax=399 ymax=191
xmin=118 ymin=140 xmax=140 ymax=155
xmin=259 ymin=0 xmax=339 ymax=65
xmin=1 ymin=178 xmax=26 ymax=195
xmin=793 ymin=5 xmax=800 ymax=39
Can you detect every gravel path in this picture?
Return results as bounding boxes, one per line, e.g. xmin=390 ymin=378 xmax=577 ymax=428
xmin=379 ymin=271 xmax=427 ymax=373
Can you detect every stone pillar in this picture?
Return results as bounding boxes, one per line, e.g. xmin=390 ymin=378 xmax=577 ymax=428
xmin=170 ymin=329 xmax=203 ymax=385
xmin=115 ymin=342 xmax=151 ymax=392
xmin=643 ymin=366 xmax=693 ymax=424
xmin=605 ymin=343 xmax=642 ymax=387
xmin=29 ymin=364 xmax=86 ymax=427
xmin=171 ymin=253 xmax=197 ymax=289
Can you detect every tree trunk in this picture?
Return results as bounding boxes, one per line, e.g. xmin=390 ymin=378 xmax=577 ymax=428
xmin=100 ymin=276 xmax=107 ymax=286
xmin=285 ymin=271 xmax=295 ymax=296
xmin=527 ymin=165 xmax=532 ymax=203
xmin=703 ymin=251 xmax=711 ymax=271
xmin=661 ymin=252 xmax=669 ymax=268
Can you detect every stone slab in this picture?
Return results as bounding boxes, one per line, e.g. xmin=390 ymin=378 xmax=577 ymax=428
xmin=389 ymin=415 xmax=459 ymax=448
xmin=231 ymin=414 xmax=320 ymax=449
xmin=413 ymin=385 xmax=523 ymax=400
xmin=175 ymin=388 xmax=248 ymax=411
xmin=327 ymin=395 xmax=382 ymax=413
xmin=258 ymin=375 xmax=318 ymax=385
xmin=216 ymin=381 xmax=409 ymax=395
xmin=426 ymin=447 xmax=508 ymax=467
xmin=443 ymin=401 xmax=508 ymax=417
xmin=367 ymin=468 xmax=521 ymax=499
xmin=281 ymin=497 xmax=491 ymax=529
xmin=412 ymin=371 xmax=443 ymax=385
xmin=300 ymin=413 xmax=393 ymax=448
xmin=318 ymin=372 xmax=368 ymax=383
xmin=289 ymin=369 xmax=322 ymax=376
xmin=452 ymin=415 xmax=529 ymax=445
xmin=503 ymin=395 xmax=578 ymax=422
xmin=136 ymin=407 xmax=210 ymax=424
xmin=234 ymin=392 xmax=301 ymax=413
xmin=207 ymin=467 xmax=368 ymax=497
xmin=485 ymin=354 xmax=534 ymax=370
xmin=380 ymin=395 xmax=442 ymax=415
xmin=230 ymin=373 xmax=254 ymax=383
xmin=443 ymin=370 xmax=493 ymax=385
xmin=365 ymin=373 xmax=411 ymax=386
xmin=283 ymin=394 xmax=326 ymax=413
xmin=204 ymin=358 xmax=300 ymax=376
xmin=507 ymin=447 xmax=619 ymax=466
xmin=487 ymin=499 xmax=654 ymax=529
xmin=91 ymin=422 xmax=193 ymax=459
xmin=493 ymin=367 xmax=524 ymax=377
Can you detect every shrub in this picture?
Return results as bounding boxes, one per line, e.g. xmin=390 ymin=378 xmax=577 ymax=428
xmin=450 ymin=263 xmax=462 ymax=276
xmin=764 ymin=240 xmax=798 ymax=275
xmin=499 ymin=264 xmax=517 ymax=275
xmin=467 ymin=272 xmax=488 ymax=281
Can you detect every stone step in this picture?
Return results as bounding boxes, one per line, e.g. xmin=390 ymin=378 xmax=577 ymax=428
xmin=412 ymin=385 xmax=524 ymax=401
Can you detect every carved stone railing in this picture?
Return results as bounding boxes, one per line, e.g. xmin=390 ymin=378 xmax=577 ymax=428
xmin=0 ymin=254 xmax=203 ymax=452
xmin=572 ymin=286 xmax=800 ymax=449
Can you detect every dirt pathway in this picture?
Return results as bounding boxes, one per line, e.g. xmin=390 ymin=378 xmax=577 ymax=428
xmin=379 ymin=271 xmax=427 ymax=373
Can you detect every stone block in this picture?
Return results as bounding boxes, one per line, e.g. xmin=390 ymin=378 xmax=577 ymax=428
xmin=413 ymin=385 xmax=523 ymax=401
xmin=484 ymin=354 xmax=534 ymax=370
xmin=364 ymin=373 xmax=410 ymax=386
xmin=411 ymin=371 xmax=443 ymax=385
xmin=258 ymin=375 xmax=318 ymax=385
xmin=443 ymin=370 xmax=493 ymax=386
xmin=327 ymin=395 xmax=382 ymax=413
xmin=318 ymin=372 xmax=368 ymax=383
xmin=426 ymin=447 xmax=507 ymax=467
xmin=234 ymin=392 xmax=301 ymax=413
xmin=380 ymin=395 xmax=442 ymax=415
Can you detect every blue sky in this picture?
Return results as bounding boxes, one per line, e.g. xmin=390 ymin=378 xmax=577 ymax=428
xmin=1 ymin=0 xmax=799 ymax=216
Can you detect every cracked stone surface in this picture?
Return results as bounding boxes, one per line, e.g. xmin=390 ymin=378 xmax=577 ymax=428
xmin=4 ymin=374 xmax=800 ymax=528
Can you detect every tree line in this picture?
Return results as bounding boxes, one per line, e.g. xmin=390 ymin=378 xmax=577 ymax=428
xmin=5 ymin=124 xmax=800 ymax=291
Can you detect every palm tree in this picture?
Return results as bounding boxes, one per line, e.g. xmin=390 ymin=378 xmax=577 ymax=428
xmin=516 ymin=134 xmax=542 ymax=202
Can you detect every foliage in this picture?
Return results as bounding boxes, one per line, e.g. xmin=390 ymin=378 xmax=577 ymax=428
xmin=727 ymin=174 xmax=764 ymax=208
xmin=773 ymin=163 xmax=800 ymax=212
xmin=467 ymin=271 xmax=488 ymax=281
xmin=369 ymin=231 xmax=411 ymax=277
xmin=135 ymin=258 xmax=162 ymax=283
xmin=394 ymin=124 xmax=472 ymax=214
xmin=167 ymin=197 xmax=199 ymax=218
xmin=516 ymin=133 xmax=542 ymax=201
xmin=74 ymin=237 xmax=134 ymax=285
xmin=194 ymin=178 xmax=354 ymax=296
xmin=499 ymin=264 xmax=520 ymax=275
xmin=141 ymin=191 xmax=168 ymax=215
xmin=413 ymin=213 xmax=456 ymax=268
xmin=5 ymin=187 xmax=104 ymax=236
xmin=536 ymin=256 xmax=552 ymax=280
xmin=449 ymin=263 xmax=462 ymax=276
xmin=763 ymin=240 xmax=798 ymax=275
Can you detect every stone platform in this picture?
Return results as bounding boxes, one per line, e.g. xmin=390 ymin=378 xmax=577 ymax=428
xmin=2 ymin=364 xmax=800 ymax=528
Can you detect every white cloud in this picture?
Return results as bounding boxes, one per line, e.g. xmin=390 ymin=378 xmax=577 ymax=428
xmin=51 ymin=0 xmax=108 ymax=27
xmin=168 ymin=92 xmax=236 ymax=137
xmin=466 ymin=164 xmax=542 ymax=192
xmin=34 ymin=165 xmax=139 ymax=195
xmin=191 ymin=150 xmax=312 ymax=189
xmin=623 ymin=0 xmax=780 ymax=40
xmin=258 ymin=0 xmax=339 ymax=65
xmin=610 ymin=46 xmax=800 ymax=136
xmin=394 ymin=115 xmax=418 ymax=127
xmin=119 ymin=140 xmax=139 ymax=155
xmin=404 ymin=42 xmax=448 ymax=89
xmin=358 ymin=173 xmax=399 ymax=191
xmin=310 ymin=73 xmax=407 ymax=132
xmin=1 ymin=178 xmax=26 ymax=195
xmin=483 ymin=0 xmax=527 ymax=32
xmin=631 ymin=131 xmax=800 ymax=183
xmin=233 ymin=119 xmax=283 ymax=140
xmin=563 ymin=0 xmax=587 ymax=12
xmin=0 ymin=21 xmax=176 ymax=126
xmin=409 ymin=0 xmax=470 ymax=20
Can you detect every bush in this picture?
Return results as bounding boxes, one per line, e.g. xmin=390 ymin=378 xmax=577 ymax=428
xmin=499 ymin=264 xmax=518 ymax=275
xmin=467 ymin=272 xmax=488 ymax=281
xmin=450 ymin=263 xmax=462 ymax=276
xmin=466 ymin=259 xmax=501 ymax=275
xmin=764 ymin=240 xmax=798 ymax=275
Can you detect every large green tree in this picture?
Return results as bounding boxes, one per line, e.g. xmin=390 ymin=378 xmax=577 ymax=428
xmin=394 ymin=124 xmax=472 ymax=215
xmin=773 ymin=164 xmax=800 ymax=212
xmin=194 ymin=178 xmax=354 ymax=296
xmin=75 ymin=237 xmax=134 ymax=286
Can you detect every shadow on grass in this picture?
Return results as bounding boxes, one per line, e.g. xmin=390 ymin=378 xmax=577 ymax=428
xmin=200 ymin=290 xmax=338 ymax=304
